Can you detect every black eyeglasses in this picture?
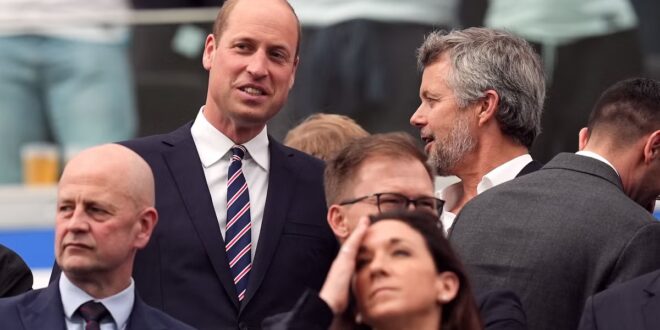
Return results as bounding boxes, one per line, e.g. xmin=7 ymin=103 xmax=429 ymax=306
xmin=339 ymin=192 xmax=444 ymax=215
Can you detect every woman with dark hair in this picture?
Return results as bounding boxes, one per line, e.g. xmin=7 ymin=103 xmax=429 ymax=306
xmin=263 ymin=210 xmax=483 ymax=329
xmin=353 ymin=210 xmax=482 ymax=330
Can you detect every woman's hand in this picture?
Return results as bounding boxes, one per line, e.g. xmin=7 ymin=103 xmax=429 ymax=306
xmin=319 ymin=216 xmax=370 ymax=314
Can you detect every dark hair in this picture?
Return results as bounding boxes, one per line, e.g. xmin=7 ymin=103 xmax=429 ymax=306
xmin=587 ymin=78 xmax=660 ymax=148
xmin=324 ymin=133 xmax=434 ymax=206
xmin=368 ymin=210 xmax=482 ymax=330
xmin=212 ymin=0 xmax=301 ymax=57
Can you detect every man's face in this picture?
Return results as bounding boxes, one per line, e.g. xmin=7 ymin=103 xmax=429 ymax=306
xmin=329 ymin=156 xmax=435 ymax=240
xmin=410 ymin=55 xmax=477 ymax=176
xmin=202 ymin=0 xmax=299 ymax=131
xmin=55 ymin=170 xmax=144 ymax=280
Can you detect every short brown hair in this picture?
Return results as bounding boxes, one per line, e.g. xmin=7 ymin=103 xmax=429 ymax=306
xmin=324 ymin=133 xmax=434 ymax=206
xmin=212 ymin=0 xmax=301 ymax=57
xmin=284 ymin=114 xmax=369 ymax=161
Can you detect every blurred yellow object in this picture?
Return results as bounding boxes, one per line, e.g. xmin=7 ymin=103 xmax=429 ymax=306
xmin=21 ymin=143 xmax=59 ymax=186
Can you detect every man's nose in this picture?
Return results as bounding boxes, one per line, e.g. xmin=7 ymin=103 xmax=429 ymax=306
xmin=246 ymin=51 xmax=268 ymax=78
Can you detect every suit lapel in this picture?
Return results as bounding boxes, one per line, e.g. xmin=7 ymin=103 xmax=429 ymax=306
xmin=240 ymin=138 xmax=295 ymax=311
xmin=161 ymin=125 xmax=239 ymax=308
xmin=127 ymin=296 xmax=164 ymax=330
xmin=19 ymin=282 xmax=66 ymax=330
xmin=642 ymin=272 xmax=660 ymax=330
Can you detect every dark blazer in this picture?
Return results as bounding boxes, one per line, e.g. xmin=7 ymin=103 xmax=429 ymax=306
xmin=450 ymin=153 xmax=660 ymax=330
xmin=0 ymin=244 xmax=32 ymax=297
xmin=121 ymin=123 xmax=337 ymax=330
xmin=262 ymin=289 xmax=527 ymax=330
xmin=477 ymin=290 xmax=527 ymax=330
xmin=516 ymin=160 xmax=542 ymax=178
xmin=0 ymin=280 xmax=194 ymax=330
xmin=578 ymin=269 xmax=660 ymax=330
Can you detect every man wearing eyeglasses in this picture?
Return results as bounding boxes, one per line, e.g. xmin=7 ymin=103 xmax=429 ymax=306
xmin=262 ymin=133 xmax=527 ymax=329
xmin=323 ymin=133 xmax=441 ymax=242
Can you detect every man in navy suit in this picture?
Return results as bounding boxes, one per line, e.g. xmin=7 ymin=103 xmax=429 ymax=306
xmin=0 ymin=144 xmax=193 ymax=330
xmin=579 ymin=269 xmax=660 ymax=330
xmin=120 ymin=0 xmax=337 ymax=329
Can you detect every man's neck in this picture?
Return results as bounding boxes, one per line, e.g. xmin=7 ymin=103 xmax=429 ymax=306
xmin=65 ymin=271 xmax=131 ymax=299
xmin=203 ymin=105 xmax=266 ymax=144
xmin=583 ymin=144 xmax=654 ymax=211
xmin=451 ymin=140 xmax=528 ymax=213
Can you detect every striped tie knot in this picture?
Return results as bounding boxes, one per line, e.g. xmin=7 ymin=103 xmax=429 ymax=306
xmin=231 ymin=145 xmax=247 ymax=161
xmin=77 ymin=301 xmax=109 ymax=330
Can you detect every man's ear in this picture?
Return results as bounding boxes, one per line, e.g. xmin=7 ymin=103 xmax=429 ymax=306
xmin=202 ymin=34 xmax=216 ymax=71
xmin=327 ymin=205 xmax=349 ymax=241
xmin=643 ymin=130 xmax=660 ymax=164
xmin=476 ymin=90 xmax=500 ymax=127
xmin=134 ymin=207 xmax=158 ymax=249
xmin=578 ymin=127 xmax=590 ymax=151
xmin=288 ymin=56 xmax=299 ymax=90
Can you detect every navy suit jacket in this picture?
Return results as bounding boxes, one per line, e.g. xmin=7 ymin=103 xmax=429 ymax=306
xmin=0 ymin=280 xmax=194 ymax=330
xmin=579 ymin=269 xmax=660 ymax=330
xmin=120 ymin=123 xmax=338 ymax=330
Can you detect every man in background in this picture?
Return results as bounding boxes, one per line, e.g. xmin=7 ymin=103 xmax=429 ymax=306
xmin=0 ymin=144 xmax=192 ymax=330
xmin=265 ymin=133 xmax=528 ymax=330
xmin=450 ymin=78 xmax=660 ymax=330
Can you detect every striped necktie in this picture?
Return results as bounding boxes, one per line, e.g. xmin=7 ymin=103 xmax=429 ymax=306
xmin=226 ymin=145 xmax=252 ymax=302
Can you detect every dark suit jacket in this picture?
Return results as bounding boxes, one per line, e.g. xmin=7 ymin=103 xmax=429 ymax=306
xmin=121 ymin=123 xmax=337 ymax=330
xmin=0 ymin=280 xmax=194 ymax=330
xmin=450 ymin=153 xmax=660 ymax=330
xmin=516 ymin=160 xmax=542 ymax=177
xmin=261 ymin=289 xmax=527 ymax=330
xmin=0 ymin=244 xmax=32 ymax=297
xmin=578 ymin=269 xmax=660 ymax=330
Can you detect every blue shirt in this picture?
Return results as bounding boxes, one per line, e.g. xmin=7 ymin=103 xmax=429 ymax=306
xmin=59 ymin=274 xmax=134 ymax=330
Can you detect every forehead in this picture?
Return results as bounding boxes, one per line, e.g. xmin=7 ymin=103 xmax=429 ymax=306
xmin=420 ymin=55 xmax=453 ymax=92
xmin=57 ymin=171 xmax=130 ymax=204
xmin=221 ymin=1 xmax=298 ymax=52
xmin=352 ymin=156 xmax=434 ymax=197
xmin=362 ymin=220 xmax=425 ymax=249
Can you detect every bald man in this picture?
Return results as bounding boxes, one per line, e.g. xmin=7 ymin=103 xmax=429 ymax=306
xmin=0 ymin=144 xmax=193 ymax=330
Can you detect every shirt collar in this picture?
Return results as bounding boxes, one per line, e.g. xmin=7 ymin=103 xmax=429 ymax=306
xmin=438 ymin=154 xmax=533 ymax=211
xmin=438 ymin=181 xmax=462 ymax=213
xmin=59 ymin=273 xmax=135 ymax=330
xmin=191 ymin=107 xmax=270 ymax=171
xmin=477 ymin=154 xmax=533 ymax=194
xmin=575 ymin=150 xmax=619 ymax=176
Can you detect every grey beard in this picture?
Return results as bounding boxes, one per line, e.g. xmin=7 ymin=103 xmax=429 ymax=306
xmin=430 ymin=115 xmax=476 ymax=176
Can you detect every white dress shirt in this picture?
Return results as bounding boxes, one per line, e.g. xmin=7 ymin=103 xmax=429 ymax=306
xmin=191 ymin=108 xmax=270 ymax=260
xmin=439 ymin=154 xmax=534 ymax=234
xmin=60 ymin=274 xmax=134 ymax=330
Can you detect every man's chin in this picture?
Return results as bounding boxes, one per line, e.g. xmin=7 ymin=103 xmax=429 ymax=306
xmin=59 ymin=258 xmax=97 ymax=275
